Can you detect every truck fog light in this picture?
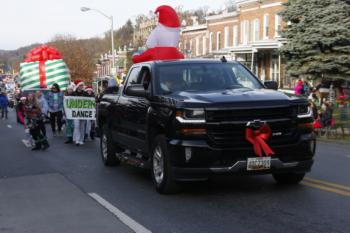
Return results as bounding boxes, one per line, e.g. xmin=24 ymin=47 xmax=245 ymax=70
xmin=185 ymin=147 xmax=192 ymax=162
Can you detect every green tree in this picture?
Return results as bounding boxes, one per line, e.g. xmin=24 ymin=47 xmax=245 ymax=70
xmin=280 ymin=0 xmax=350 ymax=81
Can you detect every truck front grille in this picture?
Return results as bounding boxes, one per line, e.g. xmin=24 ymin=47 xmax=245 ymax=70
xmin=206 ymin=107 xmax=298 ymax=148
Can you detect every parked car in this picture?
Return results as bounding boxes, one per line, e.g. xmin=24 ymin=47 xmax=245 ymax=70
xmin=97 ymin=59 xmax=316 ymax=194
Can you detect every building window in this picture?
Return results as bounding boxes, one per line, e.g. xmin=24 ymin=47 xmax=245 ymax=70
xmin=202 ymin=36 xmax=207 ymax=55
xmin=275 ymin=14 xmax=282 ymax=37
xmin=233 ymin=25 xmax=238 ymax=47
xmin=196 ymin=37 xmax=200 ymax=56
xmin=224 ymin=27 xmax=229 ymax=48
xmin=270 ymin=55 xmax=279 ymax=82
xmin=217 ymin=32 xmax=221 ymax=50
xmin=241 ymin=20 xmax=249 ymax=45
xmin=263 ymin=14 xmax=269 ymax=39
xmin=209 ymin=32 xmax=213 ymax=53
xmin=252 ymin=19 xmax=260 ymax=42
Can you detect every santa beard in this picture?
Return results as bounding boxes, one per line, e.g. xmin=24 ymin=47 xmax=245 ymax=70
xmin=146 ymin=24 xmax=181 ymax=48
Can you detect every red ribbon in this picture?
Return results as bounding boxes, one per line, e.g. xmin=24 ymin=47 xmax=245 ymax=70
xmin=245 ymin=124 xmax=275 ymax=157
xmin=24 ymin=45 xmax=62 ymax=89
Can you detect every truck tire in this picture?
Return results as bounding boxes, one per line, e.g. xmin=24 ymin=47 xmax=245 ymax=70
xmin=100 ymin=124 xmax=120 ymax=166
xmin=272 ymin=172 xmax=305 ymax=184
xmin=151 ymin=135 xmax=180 ymax=194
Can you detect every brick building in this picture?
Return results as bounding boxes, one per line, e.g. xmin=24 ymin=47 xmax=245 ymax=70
xmin=180 ymin=0 xmax=289 ymax=87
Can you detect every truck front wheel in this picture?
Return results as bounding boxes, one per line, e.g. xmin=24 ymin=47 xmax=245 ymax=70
xmin=272 ymin=172 xmax=305 ymax=184
xmin=151 ymin=135 xmax=180 ymax=194
xmin=100 ymin=125 xmax=120 ymax=166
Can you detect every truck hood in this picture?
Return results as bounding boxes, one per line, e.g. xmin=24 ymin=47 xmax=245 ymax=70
xmin=166 ymin=88 xmax=294 ymax=108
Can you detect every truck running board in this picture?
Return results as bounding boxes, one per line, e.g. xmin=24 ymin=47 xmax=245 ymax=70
xmin=115 ymin=151 xmax=150 ymax=169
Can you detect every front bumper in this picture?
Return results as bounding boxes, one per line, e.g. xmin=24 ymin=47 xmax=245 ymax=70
xmin=167 ymin=133 xmax=316 ymax=181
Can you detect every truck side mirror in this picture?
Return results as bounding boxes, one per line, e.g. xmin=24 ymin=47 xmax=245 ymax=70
xmin=125 ymin=84 xmax=147 ymax=98
xmin=264 ymin=81 xmax=278 ymax=90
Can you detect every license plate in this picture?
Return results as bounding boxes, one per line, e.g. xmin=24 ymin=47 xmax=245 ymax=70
xmin=247 ymin=157 xmax=271 ymax=171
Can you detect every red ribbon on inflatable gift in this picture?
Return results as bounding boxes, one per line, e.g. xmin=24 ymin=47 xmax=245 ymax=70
xmin=245 ymin=124 xmax=275 ymax=157
xmin=24 ymin=45 xmax=62 ymax=89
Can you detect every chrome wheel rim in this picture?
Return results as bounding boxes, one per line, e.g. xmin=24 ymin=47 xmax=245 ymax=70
xmin=102 ymin=134 xmax=108 ymax=160
xmin=153 ymin=146 xmax=164 ymax=184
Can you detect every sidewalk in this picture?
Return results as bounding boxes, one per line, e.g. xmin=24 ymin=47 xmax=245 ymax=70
xmin=0 ymin=173 xmax=133 ymax=233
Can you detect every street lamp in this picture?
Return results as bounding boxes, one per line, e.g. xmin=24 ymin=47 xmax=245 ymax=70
xmin=81 ymin=7 xmax=116 ymax=73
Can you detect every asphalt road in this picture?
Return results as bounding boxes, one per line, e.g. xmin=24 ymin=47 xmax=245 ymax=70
xmin=1 ymin=109 xmax=350 ymax=233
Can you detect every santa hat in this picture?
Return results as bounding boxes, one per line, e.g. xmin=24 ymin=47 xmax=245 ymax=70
xmin=155 ymin=5 xmax=180 ymax=28
xmin=74 ymin=80 xmax=84 ymax=90
xmin=85 ymin=85 xmax=93 ymax=92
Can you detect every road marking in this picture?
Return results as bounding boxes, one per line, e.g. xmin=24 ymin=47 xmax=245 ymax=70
xmin=7 ymin=124 xmax=12 ymax=128
xmin=304 ymin=177 xmax=350 ymax=191
xmin=88 ymin=193 xmax=152 ymax=233
xmin=22 ymin=139 xmax=32 ymax=148
xmin=302 ymin=177 xmax=350 ymax=197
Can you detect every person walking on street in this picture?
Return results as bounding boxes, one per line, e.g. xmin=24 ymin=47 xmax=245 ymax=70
xmin=64 ymin=84 xmax=75 ymax=144
xmin=36 ymin=91 xmax=49 ymax=137
xmin=73 ymin=80 xmax=88 ymax=146
xmin=0 ymin=90 xmax=9 ymax=119
xmin=46 ymin=83 xmax=64 ymax=136
xmin=24 ymin=93 xmax=49 ymax=150
xmin=84 ymin=85 xmax=95 ymax=141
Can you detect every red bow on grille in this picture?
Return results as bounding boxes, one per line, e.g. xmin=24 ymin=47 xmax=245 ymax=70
xmin=245 ymin=124 xmax=275 ymax=157
xmin=24 ymin=45 xmax=62 ymax=89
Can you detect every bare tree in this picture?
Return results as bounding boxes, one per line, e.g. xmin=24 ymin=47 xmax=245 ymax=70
xmin=49 ymin=34 xmax=95 ymax=84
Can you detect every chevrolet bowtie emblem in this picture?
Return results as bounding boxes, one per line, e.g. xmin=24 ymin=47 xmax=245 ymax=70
xmin=246 ymin=120 xmax=266 ymax=129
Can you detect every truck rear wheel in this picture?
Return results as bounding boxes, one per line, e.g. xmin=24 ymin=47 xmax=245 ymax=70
xmin=100 ymin=125 xmax=120 ymax=166
xmin=272 ymin=172 xmax=305 ymax=184
xmin=151 ymin=135 xmax=180 ymax=194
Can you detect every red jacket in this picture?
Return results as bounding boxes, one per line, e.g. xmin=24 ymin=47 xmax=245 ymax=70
xmin=132 ymin=47 xmax=184 ymax=64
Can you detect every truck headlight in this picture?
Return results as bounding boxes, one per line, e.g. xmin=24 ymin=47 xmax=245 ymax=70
xmin=176 ymin=109 xmax=206 ymax=123
xmin=297 ymin=105 xmax=312 ymax=118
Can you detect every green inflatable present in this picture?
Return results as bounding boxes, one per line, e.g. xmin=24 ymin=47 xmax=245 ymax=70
xmin=20 ymin=45 xmax=70 ymax=91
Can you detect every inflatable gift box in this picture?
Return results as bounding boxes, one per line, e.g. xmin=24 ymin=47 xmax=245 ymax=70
xmin=20 ymin=45 xmax=70 ymax=91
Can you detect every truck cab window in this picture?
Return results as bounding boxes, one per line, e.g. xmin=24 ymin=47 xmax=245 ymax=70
xmin=125 ymin=67 xmax=141 ymax=89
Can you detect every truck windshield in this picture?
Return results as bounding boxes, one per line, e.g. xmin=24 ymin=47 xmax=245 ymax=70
xmin=156 ymin=63 xmax=263 ymax=95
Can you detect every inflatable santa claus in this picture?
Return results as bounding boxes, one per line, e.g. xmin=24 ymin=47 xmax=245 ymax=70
xmin=132 ymin=5 xmax=184 ymax=63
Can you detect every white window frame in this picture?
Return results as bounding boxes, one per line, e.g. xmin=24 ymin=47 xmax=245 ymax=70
xmin=253 ymin=19 xmax=260 ymax=42
xmin=240 ymin=21 xmax=244 ymax=44
xmin=275 ymin=14 xmax=282 ymax=37
xmin=233 ymin=25 xmax=238 ymax=47
xmin=270 ymin=56 xmax=279 ymax=82
xmin=263 ymin=14 xmax=269 ymax=40
xmin=202 ymin=36 xmax=207 ymax=55
xmin=190 ymin=40 xmax=193 ymax=55
xmin=196 ymin=37 xmax=200 ymax=56
xmin=209 ymin=32 xmax=213 ymax=53
xmin=217 ymin=31 xmax=221 ymax=50
xmin=224 ymin=27 xmax=229 ymax=48
xmin=243 ymin=20 xmax=249 ymax=45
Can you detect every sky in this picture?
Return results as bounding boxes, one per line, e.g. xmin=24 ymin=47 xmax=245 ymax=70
xmin=0 ymin=0 xmax=227 ymax=50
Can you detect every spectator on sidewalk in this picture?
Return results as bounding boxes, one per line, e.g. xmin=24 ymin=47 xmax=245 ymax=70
xmin=46 ymin=83 xmax=64 ymax=136
xmin=294 ymin=79 xmax=304 ymax=96
xmin=320 ymin=102 xmax=333 ymax=128
xmin=0 ymin=90 xmax=9 ymax=119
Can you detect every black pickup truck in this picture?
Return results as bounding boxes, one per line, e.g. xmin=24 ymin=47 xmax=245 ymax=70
xmin=97 ymin=59 xmax=316 ymax=194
